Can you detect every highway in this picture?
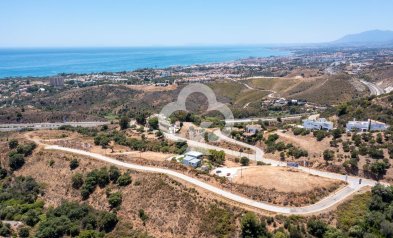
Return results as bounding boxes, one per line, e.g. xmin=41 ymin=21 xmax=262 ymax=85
xmin=0 ymin=121 xmax=110 ymax=132
xmin=360 ymin=80 xmax=385 ymax=96
xmin=224 ymin=114 xmax=309 ymax=123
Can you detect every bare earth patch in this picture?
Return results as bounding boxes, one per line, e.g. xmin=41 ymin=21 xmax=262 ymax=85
xmin=233 ymin=166 xmax=340 ymax=193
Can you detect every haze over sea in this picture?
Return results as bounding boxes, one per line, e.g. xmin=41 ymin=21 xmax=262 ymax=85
xmin=0 ymin=46 xmax=289 ymax=78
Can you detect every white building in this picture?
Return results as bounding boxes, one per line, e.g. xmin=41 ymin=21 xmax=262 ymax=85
xmin=302 ymin=118 xmax=334 ymax=131
xmin=182 ymin=151 xmax=203 ymax=168
xmin=370 ymin=120 xmax=390 ymax=131
xmin=346 ymin=119 xmax=389 ymax=132
xmin=245 ymin=124 xmax=262 ymax=136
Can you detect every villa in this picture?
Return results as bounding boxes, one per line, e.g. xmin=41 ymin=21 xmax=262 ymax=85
xmin=302 ymin=118 xmax=334 ymax=131
xmin=182 ymin=151 xmax=203 ymax=168
xmin=346 ymin=119 xmax=389 ymax=132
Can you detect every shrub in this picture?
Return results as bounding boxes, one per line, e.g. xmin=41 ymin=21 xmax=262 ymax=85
xmin=208 ymin=150 xmax=225 ymax=165
xmin=323 ymin=150 xmax=335 ymax=162
xmin=240 ymin=157 xmax=250 ymax=166
xmin=8 ymin=153 xmax=25 ymax=171
xmin=307 ymin=219 xmax=328 ymax=238
xmin=108 ymin=166 xmax=120 ymax=182
xmin=200 ymin=205 xmax=235 ymax=237
xmin=16 ymin=142 xmax=37 ymax=156
xmin=18 ymin=227 xmax=30 ymax=238
xmin=72 ymin=173 xmax=84 ymax=189
xmin=69 ymin=159 xmax=79 ymax=170
xmin=313 ymin=130 xmax=328 ymax=141
xmin=8 ymin=139 xmax=19 ymax=149
xmin=98 ymin=212 xmax=118 ymax=232
xmin=119 ymin=116 xmax=130 ymax=130
xmin=0 ymin=167 xmax=7 ymax=179
xmin=148 ymin=117 xmax=159 ymax=130
xmin=96 ymin=168 xmax=110 ymax=188
xmin=139 ymin=209 xmax=149 ymax=225
xmin=117 ymin=174 xmax=132 ymax=186
xmin=108 ymin=192 xmax=122 ymax=208
xmin=241 ymin=212 xmax=268 ymax=238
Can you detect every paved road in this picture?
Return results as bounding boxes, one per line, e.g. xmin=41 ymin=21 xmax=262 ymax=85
xmin=43 ymin=144 xmax=379 ymax=215
xmin=224 ymin=114 xmax=309 ymax=123
xmin=360 ymin=80 xmax=385 ymax=96
xmin=0 ymin=121 xmax=109 ymax=132
xmin=163 ymin=131 xmax=381 ymax=213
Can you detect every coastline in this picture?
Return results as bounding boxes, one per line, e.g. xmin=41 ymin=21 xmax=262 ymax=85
xmin=0 ymin=46 xmax=291 ymax=79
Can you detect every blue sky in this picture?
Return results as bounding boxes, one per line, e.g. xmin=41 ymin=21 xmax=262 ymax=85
xmin=1 ymin=0 xmax=393 ymax=47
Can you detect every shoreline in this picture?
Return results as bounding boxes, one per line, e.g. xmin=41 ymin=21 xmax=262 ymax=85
xmin=0 ymin=46 xmax=292 ymax=79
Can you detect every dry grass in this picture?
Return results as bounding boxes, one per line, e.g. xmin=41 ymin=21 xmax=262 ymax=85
xmin=247 ymin=77 xmax=301 ymax=92
xmin=233 ymin=166 xmax=340 ymax=193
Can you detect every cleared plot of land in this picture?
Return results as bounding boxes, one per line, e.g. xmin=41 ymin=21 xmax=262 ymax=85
xmin=125 ymin=84 xmax=178 ymax=92
xmin=273 ymin=131 xmax=330 ymax=157
xmin=208 ymin=80 xmax=271 ymax=106
xmin=283 ymin=75 xmax=359 ymax=104
xmin=245 ymin=75 xmax=359 ymax=105
xmin=233 ymin=166 xmax=340 ymax=193
xmin=234 ymin=90 xmax=271 ymax=105
xmin=247 ymin=77 xmax=301 ymax=92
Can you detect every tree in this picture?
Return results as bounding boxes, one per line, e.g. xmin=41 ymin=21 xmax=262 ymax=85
xmin=69 ymin=159 xmax=79 ymax=170
xmin=8 ymin=153 xmax=25 ymax=171
xmin=108 ymin=192 xmax=122 ymax=208
xmin=323 ymin=150 xmax=335 ymax=162
xmin=117 ymin=173 xmax=132 ymax=186
xmin=369 ymin=147 xmax=384 ymax=160
xmin=240 ymin=212 xmax=268 ymax=238
xmin=96 ymin=168 xmax=110 ymax=188
xmin=8 ymin=139 xmax=19 ymax=149
xmin=94 ymin=134 xmax=111 ymax=149
xmin=208 ymin=150 xmax=225 ymax=165
xmin=0 ymin=223 xmax=11 ymax=237
xmin=119 ymin=116 xmax=130 ymax=130
xmin=135 ymin=114 xmax=146 ymax=125
xmin=0 ymin=167 xmax=7 ymax=179
xmin=72 ymin=173 xmax=84 ymax=189
xmin=370 ymin=160 xmax=388 ymax=180
xmin=101 ymin=124 xmax=108 ymax=131
xmin=148 ymin=117 xmax=159 ymax=130
xmin=307 ymin=219 xmax=328 ymax=238
xmin=377 ymin=133 xmax=384 ymax=144
xmin=337 ymin=103 xmax=348 ymax=116
xmin=380 ymin=220 xmax=393 ymax=238
xmin=313 ymin=130 xmax=328 ymax=141
xmin=108 ymin=166 xmax=120 ymax=182
xmin=18 ymin=227 xmax=30 ymax=238
xmin=98 ymin=212 xmax=118 ymax=232
xmin=331 ymin=128 xmax=343 ymax=139
xmin=240 ymin=157 xmax=250 ymax=166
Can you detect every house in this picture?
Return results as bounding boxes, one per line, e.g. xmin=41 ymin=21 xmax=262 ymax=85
xmin=370 ymin=120 xmax=390 ymax=131
xmin=302 ymin=118 xmax=334 ymax=131
xmin=244 ymin=124 xmax=262 ymax=136
xmin=273 ymin=98 xmax=287 ymax=107
xmin=182 ymin=151 xmax=203 ymax=168
xmin=346 ymin=119 xmax=389 ymax=132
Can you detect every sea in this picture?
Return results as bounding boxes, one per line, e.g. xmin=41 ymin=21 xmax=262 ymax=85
xmin=0 ymin=46 xmax=290 ymax=78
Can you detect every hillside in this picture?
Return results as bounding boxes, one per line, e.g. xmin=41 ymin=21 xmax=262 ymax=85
xmin=334 ymin=29 xmax=393 ymax=45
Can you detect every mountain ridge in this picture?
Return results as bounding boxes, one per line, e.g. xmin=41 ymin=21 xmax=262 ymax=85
xmin=333 ymin=29 xmax=393 ymax=45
